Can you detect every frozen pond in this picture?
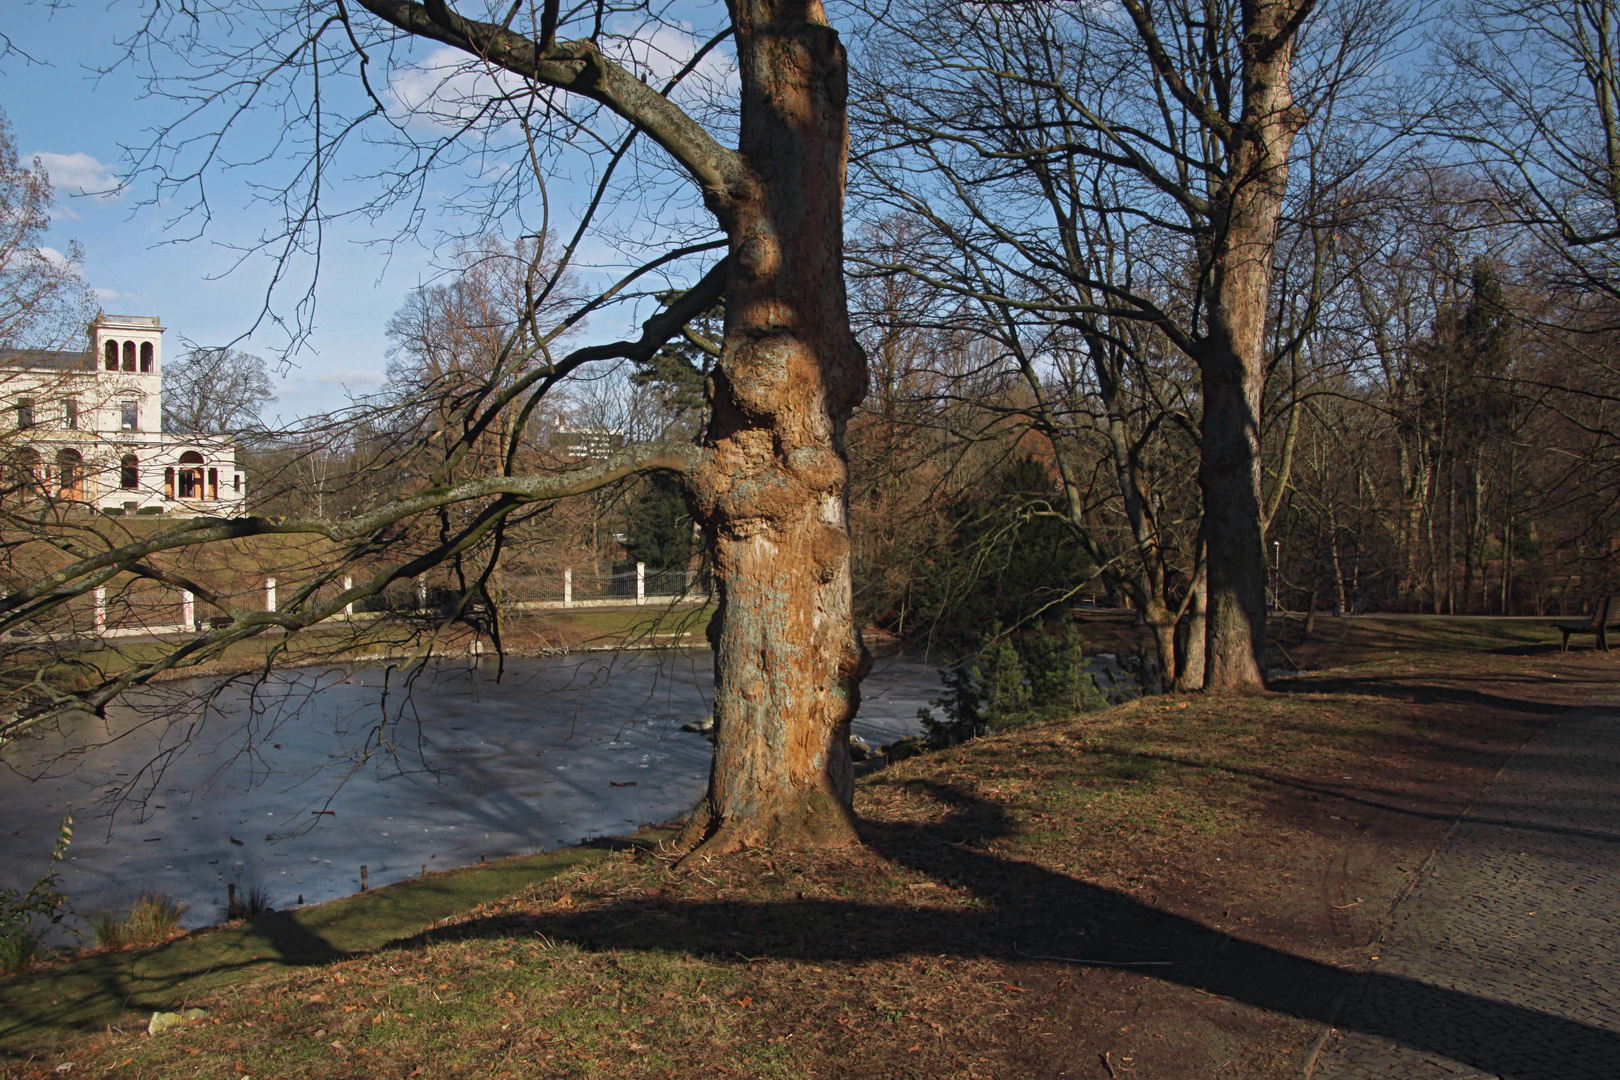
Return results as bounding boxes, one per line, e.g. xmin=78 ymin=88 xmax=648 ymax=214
xmin=0 ymin=649 xmax=939 ymax=936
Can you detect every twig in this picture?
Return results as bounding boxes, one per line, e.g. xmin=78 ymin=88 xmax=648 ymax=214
xmin=1014 ymin=943 xmax=1173 ymax=967
xmin=1101 ymin=1050 xmax=1118 ymax=1078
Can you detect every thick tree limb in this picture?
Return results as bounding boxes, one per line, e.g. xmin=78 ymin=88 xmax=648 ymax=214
xmin=354 ymin=0 xmax=749 ymax=227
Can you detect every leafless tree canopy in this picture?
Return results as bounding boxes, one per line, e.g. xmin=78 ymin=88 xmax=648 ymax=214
xmin=161 ymin=348 xmax=276 ymax=435
xmin=0 ymin=107 xmax=99 ymax=353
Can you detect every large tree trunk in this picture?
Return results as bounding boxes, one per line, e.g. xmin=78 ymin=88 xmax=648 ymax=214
xmin=1175 ymin=560 xmax=1208 ymax=691
xmin=1197 ymin=341 xmax=1270 ymax=689
xmin=1198 ymin=0 xmax=1306 ymax=691
xmin=679 ymin=0 xmax=870 ymax=854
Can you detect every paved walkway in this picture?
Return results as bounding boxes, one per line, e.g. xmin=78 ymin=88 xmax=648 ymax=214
xmin=1314 ymin=705 xmax=1620 ymax=1079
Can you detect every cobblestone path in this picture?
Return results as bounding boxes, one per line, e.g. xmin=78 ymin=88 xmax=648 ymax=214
xmin=1313 ymin=706 xmax=1620 ymax=1079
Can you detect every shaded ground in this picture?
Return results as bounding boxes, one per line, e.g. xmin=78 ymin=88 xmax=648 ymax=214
xmin=1 ymin=618 xmax=1614 ymax=1078
xmin=1316 ymin=703 xmax=1620 ymax=1079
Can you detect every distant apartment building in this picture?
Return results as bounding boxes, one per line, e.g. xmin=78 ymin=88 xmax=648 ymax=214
xmin=1 ymin=314 xmax=246 ymax=515
xmin=554 ymin=422 xmax=625 ymax=461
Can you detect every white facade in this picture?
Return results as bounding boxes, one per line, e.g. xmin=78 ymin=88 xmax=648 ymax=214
xmin=1 ymin=315 xmax=246 ymax=516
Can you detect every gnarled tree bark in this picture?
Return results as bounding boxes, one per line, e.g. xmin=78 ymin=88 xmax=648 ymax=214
xmin=680 ymin=0 xmax=870 ymax=853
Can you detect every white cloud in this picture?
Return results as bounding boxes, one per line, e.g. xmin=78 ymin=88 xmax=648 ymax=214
xmin=387 ymin=47 xmax=530 ymax=131
xmin=92 ymin=286 xmax=140 ymax=303
xmin=29 ymin=151 xmax=121 ymax=201
xmin=605 ymin=22 xmax=733 ymax=89
xmin=36 ymin=246 xmax=73 ymax=269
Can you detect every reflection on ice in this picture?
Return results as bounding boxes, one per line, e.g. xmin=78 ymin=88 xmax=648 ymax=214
xmin=0 ymin=649 xmax=937 ymax=935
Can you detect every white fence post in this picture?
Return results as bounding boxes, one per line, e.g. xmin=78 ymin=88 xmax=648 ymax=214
xmin=343 ymin=575 xmax=354 ymax=618
xmin=636 ymin=562 xmax=645 ymax=605
xmin=265 ymin=577 xmax=277 ymax=613
xmin=93 ymin=586 xmax=106 ymax=633
xmin=563 ymin=568 xmax=573 ymax=608
xmin=180 ymin=590 xmax=195 ymax=631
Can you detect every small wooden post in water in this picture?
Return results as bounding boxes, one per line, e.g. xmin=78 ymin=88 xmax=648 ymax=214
xmin=360 ymin=864 xmax=368 ymax=891
xmin=227 ymin=882 xmax=238 ymax=918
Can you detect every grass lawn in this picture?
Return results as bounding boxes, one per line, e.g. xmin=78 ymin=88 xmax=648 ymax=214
xmin=0 ymin=615 xmax=1611 ymax=1078
xmin=15 ymin=603 xmax=717 ymax=704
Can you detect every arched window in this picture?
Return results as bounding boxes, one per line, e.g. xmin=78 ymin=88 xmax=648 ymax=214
xmin=120 ymin=454 xmax=139 ymax=490
xmin=56 ymin=449 xmax=84 ymax=501
xmin=122 ymin=341 xmax=136 ymax=371
xmin=104 ymin=341 xmax=119 ymax=371
xmin=140 ymin=342 xmax=154 ymax=373
xmin=178 ymin=451 xmax=205 ymax=499
xmin=10 ymin=448 xmax=42 ymax=496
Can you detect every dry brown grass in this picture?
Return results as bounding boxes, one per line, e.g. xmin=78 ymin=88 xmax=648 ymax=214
xmin=3 ymin=620 xmax=1608 ymax=1079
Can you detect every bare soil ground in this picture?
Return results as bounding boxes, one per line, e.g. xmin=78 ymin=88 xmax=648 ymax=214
xmin=2 ymin=616 xmax=1612 ymax=1079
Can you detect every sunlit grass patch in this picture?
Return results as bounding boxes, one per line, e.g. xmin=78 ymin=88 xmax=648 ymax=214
xmin=91 ymin=937 xmax=814 ymax=1080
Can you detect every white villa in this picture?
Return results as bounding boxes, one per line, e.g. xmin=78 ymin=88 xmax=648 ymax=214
xmin=1 ymin=314 xmax=246 ymax=516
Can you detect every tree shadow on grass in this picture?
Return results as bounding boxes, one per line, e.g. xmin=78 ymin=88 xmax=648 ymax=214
xmin=0 ymin=849 xmax=607 ymax=1055
xmin=0 ymin=910 xmax=346 ymax=1055
xmin=1076 ymin=745 xmax=1620 ymax=846
xmin=388 ymin=782 xmax=1617 ymax=1080
xmin=1275 ymin=672 xmax=1576 ymax=716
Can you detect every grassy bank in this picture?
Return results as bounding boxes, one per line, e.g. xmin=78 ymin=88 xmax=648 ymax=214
xmin=25 ymin=602 xmax=717 ymax=696
xmin=0 ymin=616 xmax=1609 ymax=1077
xmin=0 ymin=846 xmax=625 ymax=1053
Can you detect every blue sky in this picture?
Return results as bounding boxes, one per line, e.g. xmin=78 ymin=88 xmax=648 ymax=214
xmin=3 ymin=1 xmax=730 ymax=423
xmin=5 ymin=3 xmax=423 ymax=420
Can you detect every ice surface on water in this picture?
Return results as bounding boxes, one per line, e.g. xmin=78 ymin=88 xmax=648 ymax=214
xmin=0 ymin=649 xmax=938 ymax=936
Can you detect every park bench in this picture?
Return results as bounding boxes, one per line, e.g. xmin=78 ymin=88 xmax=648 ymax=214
xmin=1555 ymin=593 xmax=1620 ymax=652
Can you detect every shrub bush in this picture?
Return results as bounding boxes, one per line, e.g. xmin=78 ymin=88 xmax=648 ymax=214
xmin=0 ymin=930 xmax=45 ymax=975
xmin=93 ymin=892 xmax=187 ymax=949
xmin=920 ymin=620 xmax=1107 ymax=747
xmin=226 ymin=881 xmax=274 ymax=920
xmin=0 ymin=813 xmax=73 ymax=974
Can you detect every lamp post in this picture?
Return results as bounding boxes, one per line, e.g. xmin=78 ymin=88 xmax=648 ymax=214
xmin=1272 ymin=540 xmax=1281 ymax=612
